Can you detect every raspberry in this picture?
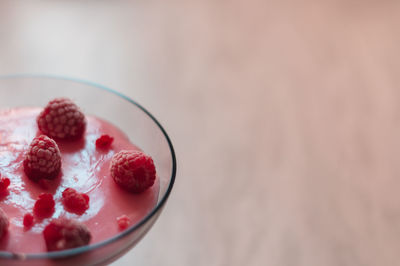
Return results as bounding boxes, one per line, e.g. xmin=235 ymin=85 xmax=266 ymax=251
xmin=23 ymin=135 xmax=62 ymax=182
xmin=62 ymin=188 xmax=90 ymax=215
xmin=43 ymin=218 xmax=92 ymax=251
xmin=37 ymin=98 xmax=86 ymax=140
xmin=95 ymin=134 xmax=114 ymax=149
xmin=0 ymin=208 xmax=9 ymax=239
xmin=110 ymin=150 xmax=156 ymax=193
xmin=0 ymin=177 xmax=10 ymax=192
xmin=23 ymin=213 xmax=34 ymax=228
xmin=116 ymin=215 xmax=131 ymax=231
xmin=33 ymin=193 xmax=55 ymax=218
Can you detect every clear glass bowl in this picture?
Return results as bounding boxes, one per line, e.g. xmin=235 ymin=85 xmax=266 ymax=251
xmin=0 ymin=75 xmax=177 ymax=266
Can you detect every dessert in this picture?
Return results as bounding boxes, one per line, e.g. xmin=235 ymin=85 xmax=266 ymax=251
xmin=0 ymin=99 xmax=159 ymax=253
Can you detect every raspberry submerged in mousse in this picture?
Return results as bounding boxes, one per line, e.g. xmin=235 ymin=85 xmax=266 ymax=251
xmin=43 ymin=218 xmax=92 ymax=252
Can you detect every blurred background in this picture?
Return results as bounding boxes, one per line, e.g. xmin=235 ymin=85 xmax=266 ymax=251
xmin=1 ymin=0 xmax=400 ymax=265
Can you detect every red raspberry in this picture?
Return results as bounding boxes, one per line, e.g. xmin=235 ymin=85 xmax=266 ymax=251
xmin=23 ymin=135 xmax=62 ymax=182
xmin=33 ymin=193 xmax=55 ymax=218
xmin=110 ymin=150 xmax=156 ymax=193
xmin=62 ymin=188 xmax=90 ymax=215
xmin=37 ymin=98 xmax=86 ymax=140
xmin=43 ymin=218 xmax=92 ymax=251
xmin=0 ymin=177 xmax=10 ymax=192
xmin=95 ymin=134 xmax=114 ymax=149
xmin=23 ymin=213 xmax=34 ymax=228
xmin=116 ymin=215 xmax=131 ymax=231
xmin=0 ymin=208 xmax=9 ymax=239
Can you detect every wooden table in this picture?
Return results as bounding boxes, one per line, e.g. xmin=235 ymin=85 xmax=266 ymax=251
xmin=1 ymin=0 xmax=400 ymax=265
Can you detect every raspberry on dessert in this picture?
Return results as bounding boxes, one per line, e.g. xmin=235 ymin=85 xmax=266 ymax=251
xmin=43 ymin=218 xmax=92 ymax=251
xmin=62 ymin=188 xmax=90 ymax=215
xmin=0 ymin=208 xmax=9 ymax=239
xmin=33 ymin=193 xmax=55 ymax=218
xmin=0 ymin=177 xmax=10 ymax=193
xmin=110 ymin=150 xmax=156 ymax=193
xmin=116 ymin=215 xmax=131 ymax=231
xmin=23 ymin=135 xmax=62 ymax=182
xmin=23 ymin=213 xmax=34 ymax=229
xmin=96 ymin=134 xmax=114 ymax=149
xmin=37 ymin=98 xmax=86 ymax=140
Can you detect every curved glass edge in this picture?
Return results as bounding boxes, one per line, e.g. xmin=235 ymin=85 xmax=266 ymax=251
xmin=0 ymin=74 xmax=177 ymax=260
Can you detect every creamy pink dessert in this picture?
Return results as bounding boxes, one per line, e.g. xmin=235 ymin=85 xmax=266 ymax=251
xmin=0 ymin=107 xmax=159 ymax=253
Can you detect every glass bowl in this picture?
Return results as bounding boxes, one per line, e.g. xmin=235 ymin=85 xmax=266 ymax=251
xmin=0 ymin=75 xmax=176 ymax=266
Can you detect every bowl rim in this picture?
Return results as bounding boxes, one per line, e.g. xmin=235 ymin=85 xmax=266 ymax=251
xmin=0 ymin=74 xmax=177 ymax=260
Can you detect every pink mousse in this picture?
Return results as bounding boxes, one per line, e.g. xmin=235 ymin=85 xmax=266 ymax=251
xmin=0 ymin=107 xmax=159 ymax=253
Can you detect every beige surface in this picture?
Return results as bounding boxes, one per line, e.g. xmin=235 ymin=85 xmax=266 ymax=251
xmin=1 ymin=0 xmax=400 ymax=265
